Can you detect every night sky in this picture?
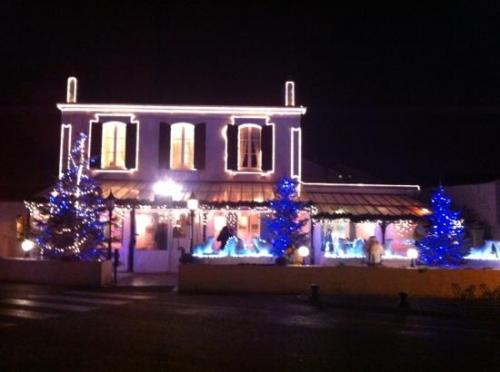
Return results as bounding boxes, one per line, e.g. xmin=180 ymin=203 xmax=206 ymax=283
xmin=1 ymin=2 xmax=499 ymax=198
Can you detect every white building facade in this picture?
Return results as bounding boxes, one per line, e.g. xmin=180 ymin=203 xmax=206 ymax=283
xmin=27 ymin=78 xmax=430 ymax=272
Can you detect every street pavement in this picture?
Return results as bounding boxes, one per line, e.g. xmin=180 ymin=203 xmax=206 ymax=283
xmin=0 ymin=282 xmax=498 ymax=371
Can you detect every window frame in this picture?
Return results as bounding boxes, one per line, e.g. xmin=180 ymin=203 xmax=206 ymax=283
xmin=101 ymin=121 xmax=127 ymax=170
xmin=237 ymin=124 xmax=262 ymax=172
xmin=170 ymin=122 xmax=195 ymax=170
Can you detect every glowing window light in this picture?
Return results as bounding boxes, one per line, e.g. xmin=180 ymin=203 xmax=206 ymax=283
xmin=224 ymin=116 xmax=276 ymax=176
xmin=88 ymin=113 xmax=140 ymax=173
xmin=170 ymin=123 xmax=195 ymax=170
xmin=101 ymin=121 xmax=127 ymax=170
xmin=238 ymin=124 xmax=262 ymax=171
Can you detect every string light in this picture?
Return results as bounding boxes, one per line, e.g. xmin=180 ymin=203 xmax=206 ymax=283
xmin=30 ymin=133 xmax=107 ymax=259
xmin=267 ymin=177 xmax=308 ymax=257
xmin=417 ymin=186 xmax=466 ymax=266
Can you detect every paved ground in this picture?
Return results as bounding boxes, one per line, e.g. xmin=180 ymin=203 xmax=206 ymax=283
xmin=0 ymin=282 xmax=498 ymax=371
xmin=116 ymin=272 xmax=178 ymax=287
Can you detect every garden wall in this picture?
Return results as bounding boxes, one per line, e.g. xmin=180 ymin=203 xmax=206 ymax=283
xmin=178 ymin=264 xmax=500 ymax=298
xmin=0 ymin=258 xmax=113 ymax=287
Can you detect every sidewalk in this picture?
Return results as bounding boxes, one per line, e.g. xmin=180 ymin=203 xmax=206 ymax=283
xmin=115 ymin=272 xmax=178 ymax=288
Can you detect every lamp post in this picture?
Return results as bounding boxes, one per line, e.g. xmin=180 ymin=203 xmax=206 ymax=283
xmin=187 ymin=195 xmax=199 ymax=254
xmin=105 ymin=191 xmax=116 ymax=260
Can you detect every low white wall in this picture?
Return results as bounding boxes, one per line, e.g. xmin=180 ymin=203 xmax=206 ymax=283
xmin=179 ymin=264 xmax=500 ymax=298
xmin=0 ymin=258 xmax=112 ymax=287
xmin=196 ymin=256 xmax=274 ymax=265
xmin=320 ymin=257 xmax=411 ymax=268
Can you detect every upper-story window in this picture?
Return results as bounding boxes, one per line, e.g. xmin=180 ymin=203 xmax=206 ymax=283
xmin=101 ymin=121 xmax=126 ymax=169
xmin=170 ymin=123 xmax=195 ymax=170
xmin=238 ymin=124 xmax=262 ymax=171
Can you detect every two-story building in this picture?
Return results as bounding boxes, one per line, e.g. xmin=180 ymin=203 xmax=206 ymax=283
xmin=27 ymin=78 xmax=429 ymax=272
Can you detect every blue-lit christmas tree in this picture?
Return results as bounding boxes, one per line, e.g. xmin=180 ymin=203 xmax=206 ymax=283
xmin=36 ymin=133 xmax=106 ymax=260
xmin=417 ymin=186 xmax=467 ymax=266
xmin=267 ymin=177 xmax=307 ymax=258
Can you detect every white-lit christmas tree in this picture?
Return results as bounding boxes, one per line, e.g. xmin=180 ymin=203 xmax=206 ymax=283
xmin=36 ymin=133 xmax=106 ymax=260
xmin=417 ymin=185 xmax=467 ymax=266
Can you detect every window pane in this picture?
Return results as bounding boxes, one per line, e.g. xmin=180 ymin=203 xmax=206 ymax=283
xmin=238 ymin=125 xmax=261 ymax=170
xmin=101 ymin=122 xmax=126 ymax=169
xmin=183 ymin=124 xmax=194 ymax=169
xmin=171 ymin=123 xmax=194 ymax=169
xmin=171 ymin=124 xmax=183 ymax=169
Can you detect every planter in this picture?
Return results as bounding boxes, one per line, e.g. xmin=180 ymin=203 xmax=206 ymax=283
xmin=0 ymin=257 xmax=113 ymax=287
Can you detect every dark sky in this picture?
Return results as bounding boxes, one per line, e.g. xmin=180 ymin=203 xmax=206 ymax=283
xmin=1 ymin=1 xmax=499 ymax=197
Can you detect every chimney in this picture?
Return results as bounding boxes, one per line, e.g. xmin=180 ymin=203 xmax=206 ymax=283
xmin=66 ymin=76 xmax=78 ymax=103
xmin=285 ymin=81 xmax=295 ymax=106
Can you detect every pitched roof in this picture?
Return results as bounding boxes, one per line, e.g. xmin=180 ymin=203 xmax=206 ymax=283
xmin=98 ymin=180 xmax=428 ymax=221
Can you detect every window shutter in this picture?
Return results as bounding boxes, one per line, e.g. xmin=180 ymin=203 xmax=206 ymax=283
xmin=158 ymin=122 xmax=171 ymax=169
xmin=194 ymin=122 xmax=206 ymax=170
xmin=226 ymin=124 xmax=238 ymax=171
xmin=125 ymin=122 xmax=138 ymax=169
xmin=261 ymin=125 xmax=273 ymax=171
xmin=89 ymin=122 xmax=102 ymax=169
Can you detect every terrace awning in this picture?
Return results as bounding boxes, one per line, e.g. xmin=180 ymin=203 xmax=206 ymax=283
xmin=97 ymin=180 xmax=428 ymax=221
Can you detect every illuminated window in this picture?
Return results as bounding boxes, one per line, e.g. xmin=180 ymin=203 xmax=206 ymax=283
xmin=238 ymin=125 xmax=261 ymax=170
xmin=101 ymin=121 xmax=126 ymax=169
xmin=237 ymin=212 xmax=261 ymax=248
xmin=171 ymin=123 xmax=194 ymax=170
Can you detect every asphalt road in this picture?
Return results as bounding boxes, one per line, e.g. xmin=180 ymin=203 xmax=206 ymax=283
xmin=0 ymin=283 xmax=498 ymax=371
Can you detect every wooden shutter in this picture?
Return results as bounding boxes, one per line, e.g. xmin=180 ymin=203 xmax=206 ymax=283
xmin=158 ymin=122 xmax=171 ymax=169
xmin=89 ymin=122 xmax=102 ymax=169
xmin=226 ymin=124 xmax=238 ymax=171
xmin=125 ymin=122 xmax=138 ymax=169
xmin=194 ymin=123 xmax=206 ymax=170
xmin=261 ymin=125 xmax=273 ymax=171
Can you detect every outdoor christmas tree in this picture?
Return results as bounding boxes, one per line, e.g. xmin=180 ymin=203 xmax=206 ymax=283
xmin=417 ymin=185 xmax=467 ymax=266
xmin=36 ymin=133 xmax=106 ymax=259
xmin=267 ymin=177 xmax=307 ymax=258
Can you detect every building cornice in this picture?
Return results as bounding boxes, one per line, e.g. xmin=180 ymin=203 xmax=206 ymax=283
xmin=57 ymin=103 xmax=307 ymax=116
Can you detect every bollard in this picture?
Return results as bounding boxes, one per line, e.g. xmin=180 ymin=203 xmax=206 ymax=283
xmin=310 ymin=284 xmax=320 ymax=305
xmin=113 ymin=249 xmax=120 ymax=284
xmin=398 ymin=292 xmax=409 ymax=309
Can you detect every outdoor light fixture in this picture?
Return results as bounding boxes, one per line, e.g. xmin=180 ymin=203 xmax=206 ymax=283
xmin=298 ymin=246 xmax=310 ymax=258
xmin=187 ymin=197 xmax=199 ymax=211
xmin=21 ymin=239 xmax=35 ymax=257
xmin=153 ymin=179 xmax=183 ymax=200
xmin=407 ymin=248 xmax=419 ymax=267
xmin=298 ymin=246 xmax=310 ymax=265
